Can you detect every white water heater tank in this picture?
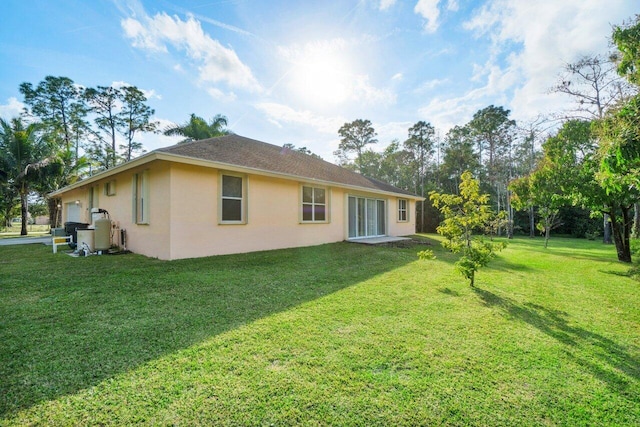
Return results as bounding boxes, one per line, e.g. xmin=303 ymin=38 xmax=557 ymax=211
xmin=77 ymin=229 xmax=95 ymax=252
xmin=94 ymin=218 xmax=111 ymax=251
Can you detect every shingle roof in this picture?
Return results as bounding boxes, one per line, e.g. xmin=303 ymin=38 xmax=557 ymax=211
xmin=156 ymin=134 xmax=418 ymax=197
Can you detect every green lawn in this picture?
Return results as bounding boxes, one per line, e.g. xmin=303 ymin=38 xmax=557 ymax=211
xmin=1 ymin=236 xmax=638 ymax=426
xmin=0 ymin=224 xmax=50 ymax=239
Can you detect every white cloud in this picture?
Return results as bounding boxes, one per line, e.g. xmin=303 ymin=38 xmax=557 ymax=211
xmin=110 ymin=81 xmax=161 ymax=100
xmin=379 ymin=0 xmax=397 ymax=11
xmin=391 ymin=72 xmax=403 ymax=81
xmin=0 ymin=97 xmax=25 ymax=120
xmin=415 ymin=78 xmax=449 ymax=92
xmin=414 ymin=0 xmax=441 ymax=33
xmin=121 ymin=17 xmax=167 ymax=52
xmin=121 ymin=12 xmax=261 ymax=93
xmin=375 ymin=120 xmax=414 ymax=146
xmin=254 ymin=102 xmax=345 ymax=135
xmin=418 ymin=95 xmax=480 ymax=133
xmin=353 ymin=75 xmax=397 ymax=105
xmin=461 ymin=0 xmax=637 ymax=122
xmin=446 ymin=0 xmax=459 ymax=12
xmin=207 ymin=87 xmax=237 ymax=102
xmin=193 ymin=14 xmax=254 ymax=37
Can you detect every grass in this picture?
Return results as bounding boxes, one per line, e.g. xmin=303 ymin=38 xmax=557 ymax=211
xmin=0 ymin=236 xmax=638 ymax=426
xmin=0 ymin=224 xmax=50 ymax=239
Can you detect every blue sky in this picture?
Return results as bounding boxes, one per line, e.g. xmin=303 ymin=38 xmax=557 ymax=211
xmin=1 ymin=0 xmax=636 ymax=161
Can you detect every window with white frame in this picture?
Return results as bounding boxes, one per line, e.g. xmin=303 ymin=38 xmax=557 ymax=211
xmin=398 ymin=198 xmax=408 ymax=222
xmin=220 ymin=173 xmax=246 ymax=223
xmin=132 ymin=171 xmax=149 ymax=224
xmin=88 ymin=185 xmax=99 ymax=211
xmin=301 ymin=185 xmax=327 ymax=222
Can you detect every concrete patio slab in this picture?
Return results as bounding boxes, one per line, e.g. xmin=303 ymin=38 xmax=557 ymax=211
xmin=348 ymin=236 xmax=412 ymax=245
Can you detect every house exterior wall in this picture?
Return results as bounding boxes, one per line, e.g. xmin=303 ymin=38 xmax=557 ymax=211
xmin=57 ymin=160 xmax=417 ymax=260
xmin=388 ymin=198 xmax=416 ymax=237
xmin=167 ymin=163 xmax=347 ymax=259
xmin=58 ymin=161 xmax=172 ymax=260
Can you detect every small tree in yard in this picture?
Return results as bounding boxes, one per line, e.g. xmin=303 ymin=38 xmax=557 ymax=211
xmin=422 ymin=171 xmax=507 ymax=286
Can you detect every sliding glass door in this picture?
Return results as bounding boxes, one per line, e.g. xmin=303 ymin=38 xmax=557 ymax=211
xmin=348 ymin=196 xmax=386 ymax=238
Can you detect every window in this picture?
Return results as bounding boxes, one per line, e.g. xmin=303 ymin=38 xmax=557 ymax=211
xmin=220 ymin=173 xmax=246 ymax=223
xmin=132 ymin=171 xmax=149 ymax=224
xmin=301 ymin=186 xmax=327 ymax=222
xmin=398 ymin=199 xmax=408 ymax=222
xmin=104 ymin=180 xmax=116 ymax=196
xmin=88 ymin=185 xmax=99 ymax=211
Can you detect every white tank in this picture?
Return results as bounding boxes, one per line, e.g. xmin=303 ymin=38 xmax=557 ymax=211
xmin=77 ymin=229 xmax=95 ymax=252
xmin=95 ymin=218 xmax=111 ymax=251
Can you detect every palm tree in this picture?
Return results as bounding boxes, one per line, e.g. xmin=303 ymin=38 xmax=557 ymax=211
xmin=0 ymin=117 xmax=56 ymax=235
xmin=163 ymin=114 xmax=230 ymax=143
xmin=34 ymin=148 xmax=88 ymax=228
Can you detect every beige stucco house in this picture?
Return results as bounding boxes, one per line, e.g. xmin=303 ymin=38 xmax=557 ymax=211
xmin=50 ymin=135 xmax=421 ymax=260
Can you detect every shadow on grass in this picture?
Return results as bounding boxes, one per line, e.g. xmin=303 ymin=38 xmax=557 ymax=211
xmin=508 ymin=236 xmax=619 ymax=264
xmin=487 ymin=255 xmax=534 ymax=273
xmin=437 ymin=287 xmax=461 ymax=297
xmin=601 ymin=266 xmax=640 ymax=282
xmin=0 ymin=242 xmax=414 ymax=418
xmin=473 ymin=287 xmax=639 ymax=395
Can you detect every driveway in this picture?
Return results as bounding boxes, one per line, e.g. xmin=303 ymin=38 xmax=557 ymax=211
xmin=0 ymin=236 xmax=51 ymax=246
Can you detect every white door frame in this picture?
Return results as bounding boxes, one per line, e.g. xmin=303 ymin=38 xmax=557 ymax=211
xmin=347 ymin=195 xmax=386 ymax=239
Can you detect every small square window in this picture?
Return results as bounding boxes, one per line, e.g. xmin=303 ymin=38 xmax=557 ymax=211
xmin=105 ymin=180 xmax=116 ymax=196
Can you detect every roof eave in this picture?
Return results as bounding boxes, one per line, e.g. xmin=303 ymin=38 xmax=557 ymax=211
xmin=48 ymin=151 xmax=160 ymax=197
xmin=49 ymin=151 xmax=423 ymax=201
xmin=160 ymin=152 xmax=423 ymax=200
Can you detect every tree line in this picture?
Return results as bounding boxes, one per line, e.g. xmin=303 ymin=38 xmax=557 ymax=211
xmin=0 ymin=76 xmax=230 ymax=234
xmin=2 ymin=15 xmax=638 ymax=264
xmin=334 ymin=15 xmax=640 ymax=263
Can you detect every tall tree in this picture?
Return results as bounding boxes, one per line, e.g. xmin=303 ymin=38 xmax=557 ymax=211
xmin=551 ymin=54 xmax=635 ymax=243
xmin=0 ymin=118 xmax=55 ymax=235
xmin=514 ymin=116 xmax=550 ymax=236
xmin=337 ymin=119 xmax=377 ymax=173
xmin=118 ymin=86 xmax=158 ymax=162
xmin=19 ymin=76 xmax=88 ymax=162
xmin=377 ymin=142 xmax=415 ymax=192
xmin=611 ymin=14 xmax=640 ymax=238
xmin=467 ymin=106 xmax=516 ymax=236
xmin=593 ymin=97 xmax=640 ymax=259
xmin=613 ymin=15 xmax=640 ymax=86
xmin=405 ymin=121 xmax=436 ymax=232
xmin=84 ymin=85 xmax=123 ymax=169
xmin=552 ymin=55 xmax=633 ymax=120
xmin=467 ymin=105 xmax=516 ymax=184
xmin=35 ymin=149 xmax=87 ymax=228
xmin=440 ymin=125 xmax=480 ymax=194
xmin=542 ymin=119 xmax=637 ymax=262
xmin=163 ymin=113 xmax=230 ymax=143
